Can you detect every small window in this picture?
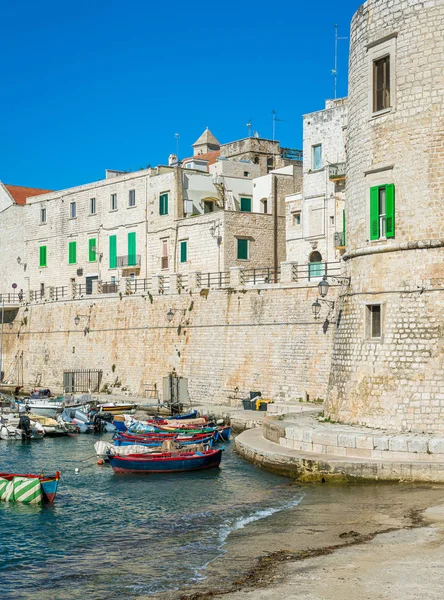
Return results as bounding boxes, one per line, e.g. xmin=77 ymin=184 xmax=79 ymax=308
xmin=203 ymin=200 xmax=214 ymax=213
xmin=240 ymin=197 xmax=252 ymax=212
xmin=161 ymin=239 xmax=169 ymax=269
xmin=90 ymin=197 xmax=96 ymax=215
xmin=262 ymin=199 xmax=268 ymax=214
xmin=39 ymin=245 xmax=47 ymax=267
xmin=312 ymin=145 xmax=322 ymax=170
xmin=237 ymin=238 xmax=249 ymax=260
xmin=293 ymin=212 xmax=301 ymax=226
xmin=254 ymin=156 xmax=260 ymax=165
xmin=70 ymin=201 xmax=77 ymax=219
xmin=373 ymin=55 xmax=390 ymax=113
xmin=40 ymin=207 xmax=47 ymax=224
xmin=129 ymin=189 xmax=136 ymax=207
xmin=180 ymin=240 xmax=188 ymax=263
xmin=243 ymin=171 xmax=249 ymax=177
xmin=160 ymin=193 xmax=169 ymax=216
xmin=367 ymin=304 xmax=382 ymax=339
xmin=266 ymin=157 xmax=274 ymax=173
xmin=330 ymin=215 xmax=335 ymax=226
xmin=110 ymin=193 xmax=118 ymax=211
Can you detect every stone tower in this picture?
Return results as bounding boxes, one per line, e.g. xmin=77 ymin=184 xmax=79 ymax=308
xmin=192 ymin=128 xmax=220 ymax=156
xmin=326 ymin=0 xmax=444 ymax=432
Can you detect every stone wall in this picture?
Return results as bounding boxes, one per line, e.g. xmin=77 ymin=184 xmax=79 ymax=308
xmin=326 ymin=0 xmax=444 ymax=433
xmin=2 ymin=284 xmax=336 ymax=404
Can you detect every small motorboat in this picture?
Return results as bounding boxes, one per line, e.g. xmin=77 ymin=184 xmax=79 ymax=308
xmin=17 ymin=399 xmax=64 ymax=419
xmin=0 ymin=471 xmax=60 ymax=504
xmin=109 ymin=448 xmax=222 ymax=474
xmin=61 ymin=407 xmax=94 ymax=433
xmin=0 ymin=415 xmax=45 ymax=440
xmin=27 ymin=414 xmax=74 ymax=436
xmin=97 ymin=402 xmax=137 ymax=414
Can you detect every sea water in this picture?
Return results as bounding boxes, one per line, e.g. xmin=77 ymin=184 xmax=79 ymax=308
xmin=0 ymin=435 xmax=302 ymax=599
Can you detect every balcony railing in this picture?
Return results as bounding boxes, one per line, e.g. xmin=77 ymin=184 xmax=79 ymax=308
xmin=329 ymin=162 xmax=346 ymax=180
xmin=117 ymin=255 xmax=141 ymax=268
xmin=334 ymin=231 xmax=345 ymax=248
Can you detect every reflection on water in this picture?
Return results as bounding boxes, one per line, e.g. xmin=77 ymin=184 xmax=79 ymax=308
xmin=0 ymin=435 xmax=302 ymax=599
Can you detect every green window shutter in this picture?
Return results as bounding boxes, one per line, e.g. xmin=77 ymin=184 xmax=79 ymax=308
xmin=385 ymin=184 xmax=395 ymax=238
xmin=237 ymin=239 xmax=248 ymax=260
xmin=180 ymin=241 xmax=187 ymax=263
xmin=343 ymin=209 xmax=346 ymax=246
xmin=370 ymin=186 xmax=380 ymax=240
xmin=68 ymin=241 xmax=76 ymax=264
xmin=240 ymin=197 xmax=251 ymax=212
xmin=109 ymin=235 xmax=117 ymax=269
xmin=89 ymin=238 xmax=96 ymax=262
xmin=160 ymin=193 xmax=169 ymax=215
xmin=128 ymin=232 xmax=136 ymax=266
xmin=39 ymin=245 xmax=47 ymax=267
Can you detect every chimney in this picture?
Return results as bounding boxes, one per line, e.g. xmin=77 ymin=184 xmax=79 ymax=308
xmin=168 ymin=154 xmax=178 ymax=166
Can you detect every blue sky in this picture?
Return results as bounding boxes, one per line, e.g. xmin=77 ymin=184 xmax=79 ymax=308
xmin=0 ymin=0 xmax=361 ymax=190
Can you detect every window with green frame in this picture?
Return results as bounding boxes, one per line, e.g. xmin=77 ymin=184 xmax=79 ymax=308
xmin=109 ymin=235 xmax=117 ymax=269
xmin=237 ymin=238 xmax=249 ymax=260
xmin=180 ymin=240 xmax=187 ymax=263
xmin=240 ymin=197 xmax=252 ymax=212
xmin=159 ymin=193 xmax=169 ymax=215
xmin=88 ymin=238 xmax=97 ymax=262
xmin=68 ymin=241 xmax=77 ymax=265
xmin=39 ymin=245 xmax=47 ymax=267
xmin=127 ymin=232 xmax=136 ymax=266
xmin=370 ymin=184 xmax=395 ymax=240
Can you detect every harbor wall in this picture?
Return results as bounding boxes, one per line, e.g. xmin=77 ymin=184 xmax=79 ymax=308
xmin=1 ymin=284 xmax=336 ymax=405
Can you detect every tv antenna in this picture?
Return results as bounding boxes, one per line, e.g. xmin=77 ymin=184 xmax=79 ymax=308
xmin=174 ymin=133 xmax=180 ymax=158
xmin=246 ymin=119 xmax=252 ymax=138
xmin=332 ymin=24 xmax=348 ymax=99
xmin=272 ymin=110 xmax=283 ymax=143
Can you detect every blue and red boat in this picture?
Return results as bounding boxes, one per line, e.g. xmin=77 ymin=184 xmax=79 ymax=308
xmin=109 ymin=449 xmax=222 ymax=474
xmin=0 ymin=471 xmax=61 ymax=503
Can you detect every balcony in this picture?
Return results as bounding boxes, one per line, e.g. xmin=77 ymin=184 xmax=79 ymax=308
xmin=329 ymin=162 xmax=346 ymax=181
xmin=334 ymin=231 xmax=345 ymax=248
xmin=117 ymin=255 xmax=141 ymax=269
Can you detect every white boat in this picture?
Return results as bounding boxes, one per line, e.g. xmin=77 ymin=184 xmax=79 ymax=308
xmin=0 ymin=415 xmax=45 ymax=440
xmin=18 ymin=399 xmax=64 ymax=419
xmin=61 ymin=407 xmax=94 ymax=433
xmin=28 ymin=414 xmax=76 ymax=436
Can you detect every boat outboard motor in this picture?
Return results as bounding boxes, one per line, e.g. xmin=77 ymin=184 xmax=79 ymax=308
xmin=93 ymin=413 xmax=112 ymax=433
xmin=18 ymin=415 xmax=32 ymax=439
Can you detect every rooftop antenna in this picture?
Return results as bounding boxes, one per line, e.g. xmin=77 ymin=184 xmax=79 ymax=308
xmin=272 ymin=110 xmax=283 ymax=143
xmin=174 ymin=133 xmax=180 ymax=159
xmin=332 ymin=24 xmax=348 ymax=99
xmin=246 ymin=119 xmax=252 ymax=138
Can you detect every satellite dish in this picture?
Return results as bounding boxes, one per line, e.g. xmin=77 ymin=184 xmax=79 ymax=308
xmin=12 ymin=283 xmax=17 ymax=289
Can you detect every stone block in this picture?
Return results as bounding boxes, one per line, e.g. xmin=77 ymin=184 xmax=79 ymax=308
xmin=312 ymin=443 xmax=324 ymax=454
xmin=302 ymin=430 xmax=313 ymax=443
xmin=407 ymin=438 xmax=428 ymax=454
xmin=326 ymin=445 xmax=347 ymax=456
xmin=356 ymin=436 xmax=375 ymax=450
xmin=337 ymin=434 xmax=356 ymax=448
xmin=302 ymin=442 xmax=313 ymax=452
xmin=388 ymin=437 xmax=410 ymax=453
xmin=285 ymin=426 xmax=303 ymax=442
xmin=312 ymin=431 xmax=339 ymax=446
xmin=346 ymin=447 xmax=372 ymax=458
xmin=373 ymin=437 xmax=390 ymax=451
xmin=428 ymin=439 xmax=444 ymax=455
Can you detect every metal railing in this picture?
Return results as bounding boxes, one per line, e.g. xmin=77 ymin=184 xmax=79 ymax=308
xmin=0 ymin=293 xmax=20 ymax=305
xmin=117 ymin=255 xmax=141 ymax=268
xmin=51 ymin=286 xmax=67 ymax=301
xmin=199 ymin=271 xmax=230 ymax=288
xmin=241 ymin=267 xmax=281 ymax=285
xmin=294 ymin=261 xmax=342 ymax=282
xmin=100 ymin=281 xmax=119 ymax=294
xmin=130 ymin=278 xmax=151 ymax=293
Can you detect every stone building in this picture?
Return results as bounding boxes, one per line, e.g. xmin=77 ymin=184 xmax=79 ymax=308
xmin=285 ymin=98 xmax=347 ymax=277
xmin=327 ymin=0 xmax=444 ymax=433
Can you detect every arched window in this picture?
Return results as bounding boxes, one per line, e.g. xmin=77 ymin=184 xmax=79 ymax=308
xmin=253 ymin=156 xmax=260 ymax=164
xmin=308 ymin=251 xmax=323 ymax=279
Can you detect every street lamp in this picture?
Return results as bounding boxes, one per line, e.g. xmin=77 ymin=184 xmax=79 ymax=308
xmin=74 ymin=315 xmax=80 ymax=326
xmin=167 ymin=309 xmax=174 ymax=323
xmin=312 ymin=299 xmax=322 ymax=319
xmin=318 ymin=276 xmax=329 ymax=298
xmin=74 ymin=314 xmax=90 ymax=335
xmin=166 ymin=308 xmax=186 ymax=322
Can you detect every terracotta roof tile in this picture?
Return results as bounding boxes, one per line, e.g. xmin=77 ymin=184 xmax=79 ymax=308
xmin=5 ymin=184 xmax=54 ymax=205
xmin=182 ymin=150 xmax=220 ymax=168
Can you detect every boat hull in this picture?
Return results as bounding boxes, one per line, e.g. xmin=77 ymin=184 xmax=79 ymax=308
xmin=0 ymin=472 xmax=60 ymax=503
xmin=109 ymin=450 xmax=222 ymax=474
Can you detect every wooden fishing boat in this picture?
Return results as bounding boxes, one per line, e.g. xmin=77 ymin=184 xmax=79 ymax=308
xmin=115 ymin=431 xmax=215 ymax=444
xmin=0 ymin=471 xmax=61 ymax=503
xmin=109 ymin=449 xmax=222 ymax=474
xmin=114 ymin=434 xmax=215 ymax=447
xmin=97 ymin=402 xmax=137 ymax=414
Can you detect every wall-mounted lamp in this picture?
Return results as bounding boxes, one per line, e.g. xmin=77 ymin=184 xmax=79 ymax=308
xmin=317 ymin=275 xmax=351 ymax=298
xmin=166 ymin=308 xmax=187 ymax=323
xmin=74 ymin=314 xmax=90 ymax=335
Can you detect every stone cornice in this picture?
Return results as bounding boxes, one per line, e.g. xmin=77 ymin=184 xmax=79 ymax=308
xmin=342 ymin=239 xmax=444 ymax=261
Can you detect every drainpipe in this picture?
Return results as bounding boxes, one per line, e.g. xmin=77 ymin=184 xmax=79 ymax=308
xmin=273 ymin=175 xmax=278 ymax=282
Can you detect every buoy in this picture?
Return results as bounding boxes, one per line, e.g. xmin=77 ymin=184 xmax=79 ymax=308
xmin=75 ymin=468 xmax=80 ymax=474
xmin=97 ymin=459 xmax=104 ymax=465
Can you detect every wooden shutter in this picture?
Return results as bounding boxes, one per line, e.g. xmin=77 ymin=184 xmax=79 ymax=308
xmin=237 ymin=239 xmax=248 ymax=260
xmin=180 ymin=241 xmax=187 ymax=263
xmin=240 ymin=197 xmax=251 ymax=212
xmin=89 ymin=238 xmax=96 ymax=262
xmin=40 ymin=246 xmax=47 ymax=267
xmin=343 ymin=209 xmax=346 ymax=246
xmin=160 ymin=193 xmax=168 ymax=215
xmin=369 ymin=187 xmax=380 ymax=240
xmin=128 ymin=232 xmax=136 ymax=266
xmin=68 ymin=241 xmax=76 ymax=264
xmin=109 ymin=235 xmax=117 ymax=269
xmin=385 ymin=184 xmax=395 ymax=238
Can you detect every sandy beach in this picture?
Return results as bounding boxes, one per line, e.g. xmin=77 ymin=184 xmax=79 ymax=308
xmin=168 ymin=482 xmax=444 ymax=600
